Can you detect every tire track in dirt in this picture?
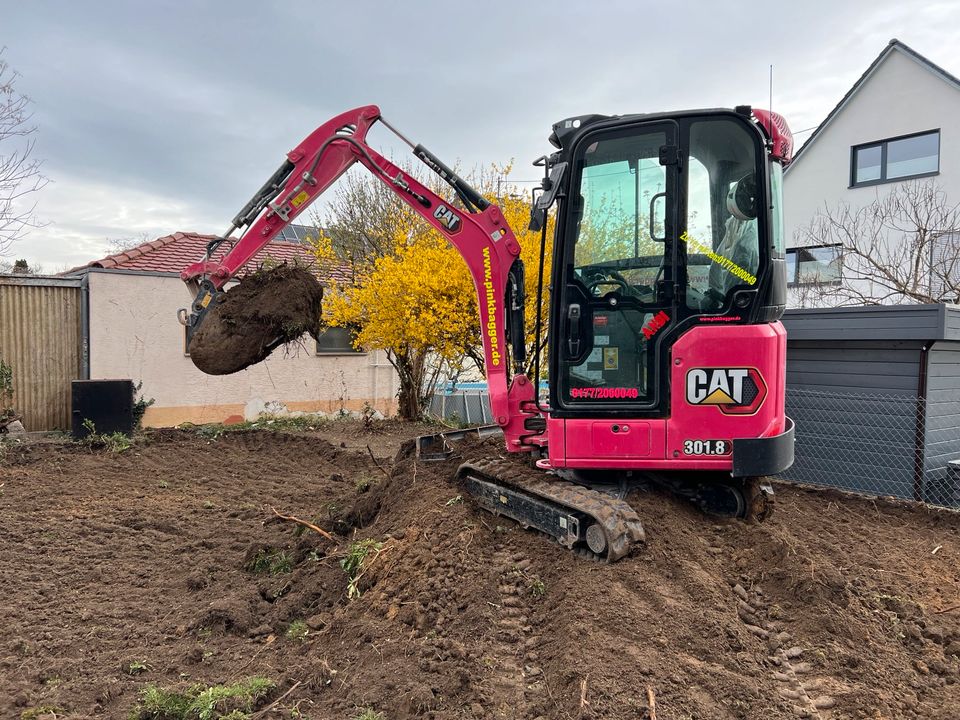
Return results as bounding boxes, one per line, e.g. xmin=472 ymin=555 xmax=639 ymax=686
xmin=482 ymin=546 xmax=546 ymax=719
xmin=733 ymin=581 xmax=842 ymax=718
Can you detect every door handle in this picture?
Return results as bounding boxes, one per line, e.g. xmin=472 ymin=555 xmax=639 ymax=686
xmin=649 ymin=192 xmax=666 ymax=242
xmin=567 ymin=303 xmax=582 ymax=357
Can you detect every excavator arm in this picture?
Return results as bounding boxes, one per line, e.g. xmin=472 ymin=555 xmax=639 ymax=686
xmin=180 ymin=105 xmax=539 ymax=449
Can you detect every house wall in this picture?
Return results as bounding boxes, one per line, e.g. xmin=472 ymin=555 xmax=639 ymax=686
xmin=86 ymin=271 xmax=398 ymax=426
xmin=783 ymin=47 xmax=960 ymax=306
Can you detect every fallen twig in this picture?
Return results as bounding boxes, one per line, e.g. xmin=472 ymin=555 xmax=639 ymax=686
xmin=647 ymin=686 xmax=657 ymax=720
xmin=366 ymin=444 xmax=392 ymax=480
xmin=252 ymin=680 xmax=302 ymax=718
xmin=579 ymin=675 xmax=590 ymax=718
xmin=270 ymin=507 xmax=335 ymax=541
xmin=935 ymin=604 xmax=960 ymax=614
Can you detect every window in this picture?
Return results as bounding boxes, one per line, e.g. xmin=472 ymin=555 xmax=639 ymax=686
xmin=770 ymin=162 xmax=785 ymax=255
xmin=316 ymin=326 xmax=363 ymax=354
xmin=851 ymin=130 xmax=939 ymax=187
xmin=276 ymin=223 xmax=314 ymax=242
xmin=785 ymin=245 xmax=842 ymax=286
xmin=684 ymin=118 xmax=761 ymax=310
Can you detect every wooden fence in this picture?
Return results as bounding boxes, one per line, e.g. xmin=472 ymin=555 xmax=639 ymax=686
xmin=0 ymin=276 xmax=84 ymax=431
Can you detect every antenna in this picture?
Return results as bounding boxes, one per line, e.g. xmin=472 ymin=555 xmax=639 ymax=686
xmin=769 ymin=64 xmax=773 ymax=117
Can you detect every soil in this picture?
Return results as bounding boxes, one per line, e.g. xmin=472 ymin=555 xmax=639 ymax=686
xmin=1 ymin=421 xmax=959 ymax=720
xmin=188 ymin=264 xmax=323 ymax=375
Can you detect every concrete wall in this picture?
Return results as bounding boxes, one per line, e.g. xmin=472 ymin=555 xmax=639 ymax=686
xmin=87 ymin=270 xmax=398 ymax=426
xmin=784 ymin=46 xmax=960 ymax=306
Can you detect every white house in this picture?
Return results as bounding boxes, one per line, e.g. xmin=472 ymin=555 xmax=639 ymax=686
xmin=63 ymin=230 xmax=399 ymax=427
xmin=783 ymin=39 xmax=960 ymax=306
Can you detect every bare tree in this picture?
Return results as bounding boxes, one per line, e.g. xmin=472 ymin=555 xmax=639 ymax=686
xmin=309 ymin=158 xmax=452 ymax=271
xmin=102 ymin=232 xmax=151 ymax=257
xmin=0 ymin=257 xmax=44 ymax=275
xmin=795 ymin=180 xmax=960 ymax=306
xmin=0 ymin=49 xmax=47 ymax=255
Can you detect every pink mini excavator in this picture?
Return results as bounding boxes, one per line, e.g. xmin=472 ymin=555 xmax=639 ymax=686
xmin=181 ymin=105 xmax=795 ymax=561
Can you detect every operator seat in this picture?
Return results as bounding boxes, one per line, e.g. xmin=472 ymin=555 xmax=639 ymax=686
xmin=702 ymin=174 xmax=759 ymax=311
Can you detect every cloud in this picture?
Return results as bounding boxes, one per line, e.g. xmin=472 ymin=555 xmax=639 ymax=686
xmin=14 ymin=171 xmax=224 ymax=268
xmin=3 ymin=0 xmax=960 ymax=269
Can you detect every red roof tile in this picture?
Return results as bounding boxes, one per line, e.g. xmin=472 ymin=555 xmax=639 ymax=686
xmin=72 ymin=231 xmax=352 ymax=284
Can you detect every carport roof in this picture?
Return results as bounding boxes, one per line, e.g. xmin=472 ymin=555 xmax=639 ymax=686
xmin=783 ymin=304 xmax=960 ymax=342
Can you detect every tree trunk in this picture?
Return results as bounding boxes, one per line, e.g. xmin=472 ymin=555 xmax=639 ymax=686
xmin=390 ymin=349 xmax=425 ymax=420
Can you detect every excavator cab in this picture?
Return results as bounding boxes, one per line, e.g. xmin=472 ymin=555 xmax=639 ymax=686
xmin=546 ymin=109 xmax=786 ymax=417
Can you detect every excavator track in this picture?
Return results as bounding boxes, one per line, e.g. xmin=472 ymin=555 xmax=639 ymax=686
xmin=457 ymin=456 xmax=646 ymax=562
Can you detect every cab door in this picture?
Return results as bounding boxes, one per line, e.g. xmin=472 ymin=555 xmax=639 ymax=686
xmin=553 ymin=120 xmax=679 ymax=415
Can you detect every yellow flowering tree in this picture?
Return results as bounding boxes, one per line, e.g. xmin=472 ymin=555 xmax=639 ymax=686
xmin=317 ymin=165 xmax=551 ymax=419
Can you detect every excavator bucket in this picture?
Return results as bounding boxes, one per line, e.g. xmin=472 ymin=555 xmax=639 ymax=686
xmin=188 ymin=264 xmax=323 ymax=375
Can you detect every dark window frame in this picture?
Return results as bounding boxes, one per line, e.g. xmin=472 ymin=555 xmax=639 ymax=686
xmin=850 ymin=129 xmax=940 ymax=188
xmin=315 ymin=326 xmax=365 ymax=356
xmin=786 ymin=243 xmax=843 ymax=287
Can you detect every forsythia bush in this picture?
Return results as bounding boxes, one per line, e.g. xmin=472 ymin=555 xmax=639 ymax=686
xmin=317 ymin=168 xmax=551 ymax=419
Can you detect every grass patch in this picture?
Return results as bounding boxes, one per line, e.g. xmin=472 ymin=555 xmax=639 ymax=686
xmin=355 ymin=476 xmax=374 ymax=494
xmin=132 ymin=677 xmax=274 ymax=720
xmin=246 ymin=548 xmax=293 ymax=575
xmin=340 ymin=538 xmax=384 ymax=599
xmin=352 ymin=710 xmax=384 ymax=720
xmin=183 ymin=413 xmax=332 ymax=441
xmin=285 ymin=619 xmax=309 ymax=642
xmin=21 ymin=707 xmax=64 ymax=720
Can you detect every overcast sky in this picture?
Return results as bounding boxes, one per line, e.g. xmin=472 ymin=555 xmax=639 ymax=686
xmin=4 ymin=0 xmax=960 ymax=270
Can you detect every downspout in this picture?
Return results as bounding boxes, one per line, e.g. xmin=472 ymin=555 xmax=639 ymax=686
xmin=913 ymin=342 xmax=932 ymax=501
xmin=80 ymin=272 xmax=90 ymax=380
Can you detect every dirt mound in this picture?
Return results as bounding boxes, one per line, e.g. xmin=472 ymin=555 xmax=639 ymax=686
xmin=188 ymin=264 xmax=323 ymax=375
xmin=1 ymin=424 xmax=958 ymax=719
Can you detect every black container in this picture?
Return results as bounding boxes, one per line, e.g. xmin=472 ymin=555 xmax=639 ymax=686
xmin=71 ymin=379 xmax=134 ymax=439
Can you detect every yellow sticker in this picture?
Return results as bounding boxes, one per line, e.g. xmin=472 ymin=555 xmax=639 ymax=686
xmin=291 ymin=190 xmax=310 ymax=208
xmin=603 ymin=347 xmax=619 ymax=370
xmin=200 ymin=292 xmax=212 ymax=308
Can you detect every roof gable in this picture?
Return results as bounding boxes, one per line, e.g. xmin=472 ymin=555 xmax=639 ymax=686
xmin=68 ymin=231 xmax=352 ymax=284
xmin=788 ymin=39 xmax=960 ymax=170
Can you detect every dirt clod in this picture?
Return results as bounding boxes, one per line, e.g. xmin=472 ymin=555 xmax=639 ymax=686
xmin=188 ymin=264 xmax=323 ymax=375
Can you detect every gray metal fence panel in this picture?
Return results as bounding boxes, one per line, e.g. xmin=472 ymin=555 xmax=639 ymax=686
xmin=428 ymin=390 xmax=492 ymax=426
xmin=782 ymin=388 xmax=958 ymax=508
xmin=428 ymin=387 xmax=960 ymax=510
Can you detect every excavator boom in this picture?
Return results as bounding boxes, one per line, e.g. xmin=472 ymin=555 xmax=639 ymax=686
xmin=181 ymin=105 xmax=538 ymax=452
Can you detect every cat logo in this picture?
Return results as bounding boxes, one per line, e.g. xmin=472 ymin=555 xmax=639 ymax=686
xmin=433 ymin=204 xmax=462 ymax=234
xmin=685 ymin=367 xmax=767 ymax=415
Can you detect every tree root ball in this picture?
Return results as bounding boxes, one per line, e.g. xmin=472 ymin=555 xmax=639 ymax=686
xmin=188 ymin=264 xmax=323 ymax=375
